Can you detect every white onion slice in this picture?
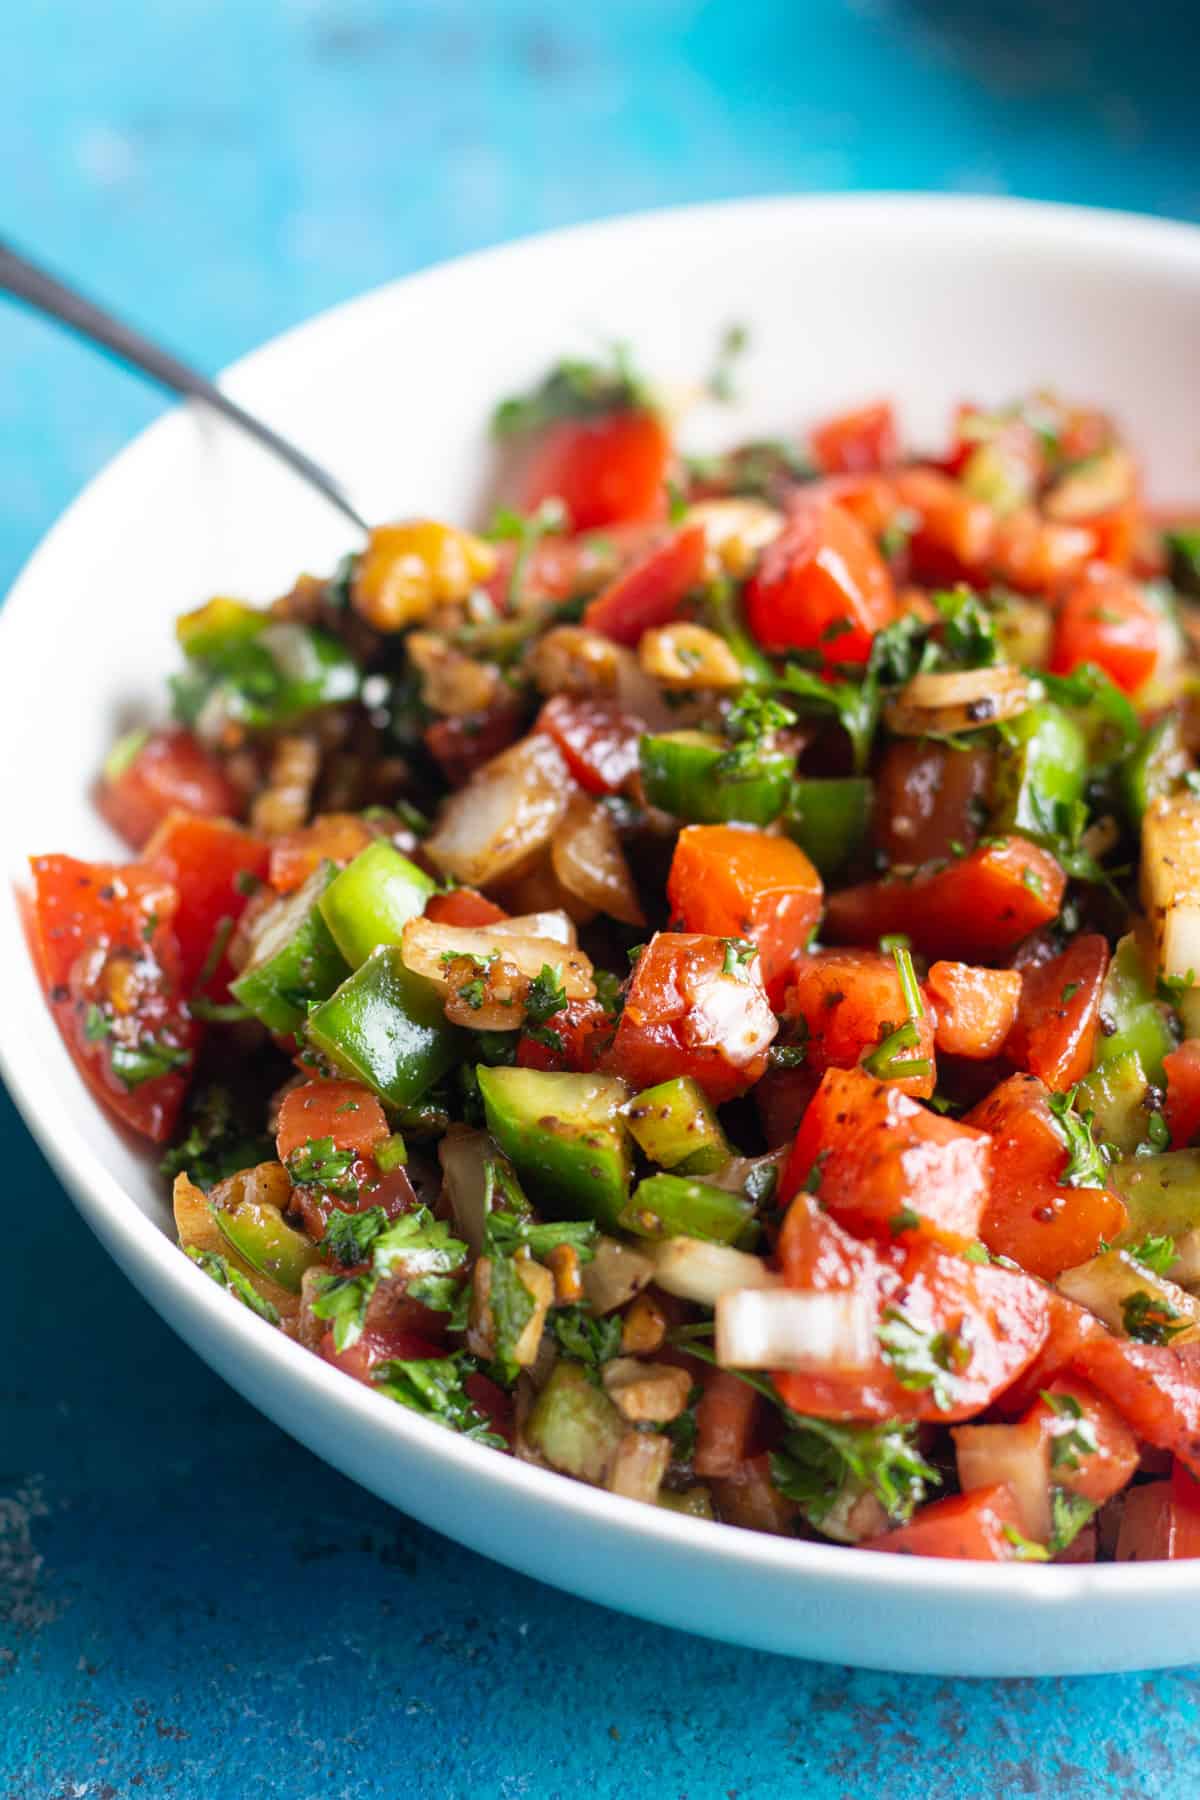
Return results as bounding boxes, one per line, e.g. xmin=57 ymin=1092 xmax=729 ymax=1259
xmin=885 ymin=664 xmax=1031 ymax=737
xmin=607 ymin=1431 xmax=671 ymax=1503
xmin=491 ymin=909 xmax=577 ymax=946
xmin=400 ymin=916 xmax=595 ymax=998
xmin=425 ymin=732 xmax=570 ymax=887
xmin=551 ymin=797 xmax=645 ymax=928
xmin=953 ymin=1418 xmax=1051 ymax=1545
xmin=649 ymin=1237 xmax=781 ymax=1307
xmin=715 ymin=1287 xmax=875 ymax=1372
xmin=1141 ymin=792 xmax=1200 ymax=985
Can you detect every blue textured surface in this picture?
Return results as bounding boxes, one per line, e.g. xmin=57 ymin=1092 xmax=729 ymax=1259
xmin=5 ymin=2 xmax=1200 ymax=1793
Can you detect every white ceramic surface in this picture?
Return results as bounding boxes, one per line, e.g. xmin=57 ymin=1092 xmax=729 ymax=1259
xmin=5 ymin=195 xmax=1200 ymax=1677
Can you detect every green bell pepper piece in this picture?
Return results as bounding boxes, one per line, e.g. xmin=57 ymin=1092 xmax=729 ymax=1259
xmin=1121 ymin=713 xmax=1192 ymax=824
xmin=229 ymin=864 xmax=350 ymax=1035
xmin=318 ymin=840 xmax=436 ymax=968
xmin=1165 ymin=526 xmax=1200 ymax=598
xmin=306 ymin=947 xmax=462 ymax=1109
xmin=1109 ymin=1151 xmax=1200 ymax=1279
xmin=623 ymin=1077 xmax=732 ymax=1176
xmin=175 ymin=595 xmax=265 ymax=660
xmin=476 ymin=1065 xmax=632 ymax=1230
xmin=639 ymin=730 xmax=792 ymax=826
xmin=1093 ymin=933 xmax=1176 ymax=1087
xmin=700 ymin=577 xmax=774 ymax=683
xmin=619 ymin=1171 xmax=757 ymax=1247
xmin=213 ymin=1191 xmax=320 ymax=1293
xmin=784 ymin=777 xmax=873 ymax=878
xmin=525 ymin=1361 xmax=625 ymax=1484
xmin=990 ymin=701 xmax=1087 ymax=843
xmin=173 ymin=618 xmax=360 ymax=735
xmin=1075 ymin=1049 xmax=1153 ymax=1157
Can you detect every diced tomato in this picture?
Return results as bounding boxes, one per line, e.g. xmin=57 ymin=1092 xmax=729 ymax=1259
xmin=994 ymin=1291 xmax=1104 ymax=1418
xmin=144 ymin=812 xmax=269 ymax=1000
xmin=667 ymin=826 xmax=823 ymax=1007
xmin=321 ymin=1322 xmax=446 ymax=1386
xmin=536 ymin=694 xmax=643 ymax=794
xmin=872 ymin=740 xmax=994 ymax=867
xmin=1004 ymin=934 xmax=1108 ymax=1092
xmin=1071 ymin=1334 xmax=1200 ymax=1484
xmin=581 ymin=524 xmax=707 ymax=646
xmin=966 ymin=1073 xmax=1127 ymax=1279
xmin=268 ymin=814 xmax=376 ymax=895
xmin=824 ymin=838 xmax=1065 ymax=962
xmin=1165 ymin=1040 xmax=1200 ymax=1149
xmin=891 ymin=467 xmax=995 ymax=586
xmin=424 ymin=703 xmax=525 ymax=786
xmin=96 ymin=726 xmax=241 ymax=851
xmin=484 ymin=521 xmax=662 ymax=609
xmin=865 ymin=1485 xmax=1024 ymax=1561
xmin=694 ymin=1368 xmax=763 ymax=1479
xmin=780 ymin=1066 xmax=989 ymax=1250
xmin=1025 ymin=1374 xmax=1139 ymax=1506
xmin=29 ymin=854 xmax=198 ymax=1141
xmin=516 ymin=998 xmax=613 ymax=1073
xmin=604 ymin=931 xmax=776 ymax=1106
xmin=424 ymin=886 xmax=509 ymax=928
xmin=1052 ymin=567 xmax=1171 ymax=695
xmin=744 ymin=495 xmax=896 ymax=667
xmin=462 ymin=1370 xmax=515 ymax=1447
xmin=928 ymin=962 xmax=1023 ymax=1060
xmin=783 ymin=948 xmax=936 ymax=1100
xmin=817 ymin=471 xmax=898 ymax=539
xmin=1085 ymin=499 xmax=1139 ymax=570
xmin=777 ymin=1189 xmax=882 ymax=1294
xmin=522 ymin=409 xmax=671 ymax=532
xmin=989 ymin=509 xmax=1095 ymax=595
xmin=810 ymin=401 xmax=898 ymax=475
xmin=1116 ymin=1471 xmax=1200 ymax=1561
xmin=275 ymin=1078 xmax=390 ymax=1164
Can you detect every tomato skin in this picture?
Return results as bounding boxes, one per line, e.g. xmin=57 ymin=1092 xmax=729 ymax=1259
xmin=993 ymin=1291 xmax=1103 ymax=1418
xmin=604 ymin=931 xmax=777 ymax=1105
xmin=745 ymin=496 xmax=896 ymax=666
xmin=321 ymin=1324 xmax=446 ymax=1386
xmin=29 ymin=854 xmax=197 ymax=1142
xmin=516 ymin=998 xmax=612 ymax=1073
xmin=783 ymin=948 xmax=936 ymax=1100
xmin=989 ymin=509 xmax=1095 ymax=595
xmin=522 ymin=409 xmax=671 ymax=531
xmin=892 ymin=467 xmax=995 ymax=585
xmin=928 ymin=962 xmax=1023 ymax=1060
xmin=424 ymin=887 xmax=509 ymax=928
xmin=824 ymin=838 xmax=1065 ymax=963
xmin=966 ymin=1073 xmax=1127 ymax=1279
xmin=1165 ymin=1040 xmax=1200 ymax=1149
xmin=424 ymin=703 xmax=525 ymax=787
xmin=1116 ymin=1471 xmax=1200 ymax=1561
xmin=536 ymin=694 xmax=643 ymax=794
xmin=97 ymin=726 xmax=241 ymax=851
xmin=275 ymin=1079 xmax=390 ymax=1163
xmin=872 ymin=740 xmax=994 ymax=867
xmin=1024 ymin=1375 xmax=1139 ymax=1507
xmin=1004 ymin=935 xmax=1109 ymax=1093
xmin=780 ymin=1066 xmax=990 ymax=1250
xmin=144 ymin=813 xmax=269 ymax=1000
xmin=581 ymin=524 xmax=707 ymax=646
xmin=268 ymin=814 xmax=376 ymax=895
xmin=1052 ymin=566 xmax=1169 ymax=694
xmin=694 ymin=1368 xmax=763 ymax=1478
xmin=1072 ymin=1334 xmax=1200 ymax=1484
xmin=667 ymin=826 xmax=823 ymax=1007
xmin=864 ymin=1485 xmax=1024 ymax=1561
xmin=810 ymin=401 xmax=898 ymax=475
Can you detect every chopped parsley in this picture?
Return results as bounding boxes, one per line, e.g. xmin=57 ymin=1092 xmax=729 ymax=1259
xmin=83 ymin=1003 xmax=110 ymax=1042
xmin=1130 ymin=1233 xmax=1176 ymax=1277
xmin=373 ymin=1355 xmax=506 ymax=1447
xmin=877 ymin=1305 xmax=968 ymax=1411
xmin=1121 ymin=1289 xmax=1189 ymax=1346
xmin=491 ymin=345 xmax=653 ymax=438
xmin=1049 ymin=1488 xmax=1098 ymax=1555
xmin=769 ymin=1416 xmax=938 ymax=1530
xmin=484 ymin=1210 xmax=597 ymax=1263
xmin=186 ymin=1246 xmax=280 ymax=1325
xmin=488 ymin=498 xmax=569 ymax=606
xmin=311 ymin=1206 xmax=470 ymax=1349
xmin=930 ymin=586 xmax=1000 ymax=669
xmin=322 ymin=1205 xmax=388 ymax=1268
xmin=111 ymin=1036 xmax=192 ymax=1090
xmin=159 ymin=1082 xmax=275 ymax=1190
xmin=286 ymin=1135 xmax=359 ymax=1196
xmin=525 ymin=964 xmax=568 ymax=1027
xmin=706 ymin=321 xmax=749 ymax=404
xmin=721 ymin=937 xmax=758 ymax=978
xmin=552 ymin=1307 xmax=623 ymax=1367
xmin=1039 ymin=1390 xmax=1098 ymax=1470
xmin=1046 ymin=1088 xmax=1113 ymax=1189
xmin=889 ymin=1207 xmax=921 ymax=1236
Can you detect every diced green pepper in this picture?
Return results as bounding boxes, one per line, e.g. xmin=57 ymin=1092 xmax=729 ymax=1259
xmin=1121 ymin=713 xmax=1192 ymax=824
xmin=306 ymin=947 xmax=463 ymax=1108
xmin=229 ymin=865 xmax=349 ymax=1035
xmin=619 ymin=1171 xmax=757 ymax=1247
xmin=173 ymin=617 xmax=360 ymax=736
xmin=784 ymin=777 xmax=873 ymax=878
xmin=1093 ymin=933 xmax=1176 ymax=1087
xmin=623 ymin=1077 xmax=732 ymax=1176
xmin=700 ymin=578 xmax=774 ymax=683
xmin=1165 ymin=526 xmax=1200 ymax=599
xmin=476 ymin=1065 xmax=632 ymax=1230
xmin=213 ymin=1191 xmax=320 ymax=1293
xmin=175 ymin=595 xmax=265 ymax=660
xmin=639 ymin=730 xmax=792 ymax=826
xmin=990 ymin=701 xmax=1087 ymax=844
xmin=525 ymin=1361 xmax=625 ymax=1483
xmin=1075 ymin=1050 xmax=1153 ymax=1157
xmin=318 ymin=840 xmax=435 ymax=968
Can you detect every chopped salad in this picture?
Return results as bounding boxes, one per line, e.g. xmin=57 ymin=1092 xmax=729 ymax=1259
xmin=27 ymin=339 xmax=1200 ymax=1563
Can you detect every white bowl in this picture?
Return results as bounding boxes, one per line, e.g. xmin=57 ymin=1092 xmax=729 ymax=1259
xmin=5 ymin=195 xmax=1200 ymax=1678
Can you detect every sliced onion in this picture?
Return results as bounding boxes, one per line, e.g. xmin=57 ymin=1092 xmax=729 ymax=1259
xmin=401 ymin=916 xmax=595 ymax=998
xmin=581 ymin=1236 xmax=655 ymax=1314
xmin=438 ymin=1126 xmax=493 ymax=1256
xmin=706 ymin=1147 xmax=788 ymax=1197
xmin=953 ymin=1417 xmax=1051 ymax=1545
xmin=425 ymin=732 xmax=570 ymax=888
xmin=649 ymin=1237 xmax=781 ymax=1307
xmin=1056 ymin=1247 xmax=1200 ymax=1343
xmin=551 ymin=796 xmax=645 ymax=928
xmin=607 ymin=1430 xmax=671 ymax=1503
xmin=684 ymin=498 xmax=783 ymax=577
xmin=491 ymin=909 xmax=577 ymax=947
xmin=715 ymin=1287 xmax=875 ymax=1372
xmin=884 ymin=664 xmax=1031 ymax=737
xmin=1140 ymin=792 xmax=1200 ymax=985
xmin=1044 ymin=446 xmax=1135 ymax=522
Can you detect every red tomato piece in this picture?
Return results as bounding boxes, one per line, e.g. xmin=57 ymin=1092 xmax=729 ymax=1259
xmin=1024 ymin=1374 xmax=1139 ymax=1507
xmin=1052 ymin=566 xmax=1169 ymax=694
xmin=604 ymin=931 xmax=776 ymax=1106
xmin=581 ymin=524 xmax=707 ymax=646
xmin=96 ymin=726 xmax=241 ymax=852
xmin=536 ymin=694 xmax=643 ymax=793
xmin=891 ymin=467 xmax=995 ymax=586
xmin=1071 ymin=1335 xmax=1200 ymax=1484
xmin=864 ymin=1485 xmax=1024 ymax=1561
xmin=462 ymin=1371 xmax=515 ymax=1447
xmin=780 ymin=1066 xmax=990 ymax=1250
xmin=424 ymin=887 xmax=509 ymax=928
xmin=694 ymin=1368 xmax=763 ymax=1479
xmin=667 ymin=825 xmax=823 ymax=1007
xmin=989 ymin=509 xmax=1095 ymax=595
xmin=966 ymin=1073 xmax=1127 ymax=1279
xmin=1004 ymin=935 xmax=1109 ymax=1092
xmin=144 ymin=812 xmax=269 ymax=1000
xmin=1165 ymin=1040 xmax=1200 ymax=1149
xmin=275 ymin=1078 xmax=390 ymax=1164
xmin=783 ymin=949 xmax=936 ymax=1100
xmin=522 ymin=409 xmax=671 ymax=532
xmin=816 ymin=471 xmax=899 ymax=539
xmin=993 ymin=1291 xmax=1104 ymax=1418
xmin=321 ymin=1323 xmax=446 ymax=1386
xmin=424 ymin=703 xmax=525 ymax=787
xmin=824 ymin=838 xmax=1066 ymax=962
xmin=872 ymin=740 xmax=994 ymax=867
xmin=744 ymin=496 xmax=896 ymax=666
xmin=268 ymin=814 xmax=376 ymax=895
xmin=29 ymin=854 xmax=197 ymax=1142
xmin=777 ymin=1190 xmax=882 ymax=1295
xmin=1116 ymin=1473 xmax=1200 ymax=1561
xmin=928 ymin=961 xmax=1023 ymax=1060
xmin=516 ymin=998 xmax=613 ymax=1073
xmin=810 ymin=401 xmax=898 ymax=475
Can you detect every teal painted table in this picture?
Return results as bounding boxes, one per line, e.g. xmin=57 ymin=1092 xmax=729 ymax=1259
xmin=4 ymin=3 xmax=1200 ymax=1793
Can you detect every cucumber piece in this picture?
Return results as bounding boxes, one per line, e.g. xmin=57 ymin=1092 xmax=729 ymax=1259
xmin=619 ymin=1171 xmax=757 ymax=1247
xmin=623 ymin=1077 xmax=732 ymax=1176
xmin=1075 ymin=1050 xmax=1153 ymax=1158
xmin=1109 ymin=1151 xmax=1200 ymax=1283
xmin=213 ymin=1190 xmax=320 ymax=1293
xmin=658 ymin=1486 xmax=715 ymax=1520
xmin=1094 ymin=933 xmax=1176 ymax=1087
xmin=784 ymin=777 xmax=873 ymax=878
xmin=476 ymin=1065 xmax=632 ymax=1230
xmin=306 ymin=946 xmax=462 ymax=1108
xmin=229 ymin=864 xmax=349 ymax=1034
xmin=525 ymin=1361 xmax=625 ymax=1483
xmin=318 ymin=839 xmax=435 ymax=968
xmin=639 ymin=730 xmax=792 ymax=826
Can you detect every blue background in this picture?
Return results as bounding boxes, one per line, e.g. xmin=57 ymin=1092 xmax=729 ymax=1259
xmin=5 ymin=2 xmax=1200 ymax=1793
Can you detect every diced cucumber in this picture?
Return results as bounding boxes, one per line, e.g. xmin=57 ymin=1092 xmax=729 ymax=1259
xmin=229 ymin=864 xmax=349 ymax=1034
xmin=1109 ymin=1151 xmax=1200 ymax=1283
xmin=476 ymin=1065 xmax=632 ymax=1230
xmin=623 ymin=1077 xmax=732 ymax=1176
xmin=319 ymin=840 xmax=435 ymax=967
xmin=525 ymin=1361 xmax=625 ymax=1483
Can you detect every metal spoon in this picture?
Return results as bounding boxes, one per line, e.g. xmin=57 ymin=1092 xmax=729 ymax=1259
xmin=0 ymin=236 xmax=370 ymax=536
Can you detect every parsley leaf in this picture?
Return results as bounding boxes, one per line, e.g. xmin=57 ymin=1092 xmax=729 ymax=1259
xmin=186 ymin=1246 xmax=280 ymax=1325
xmin=159 ymin=1082 xmax=275 ymax=1191
xmin=322 ymin=1205 xmax=388 ymax=1268
xmin=877 ymin=1306 xmax=968 ymax=1411
xmin=492 ymin=346 xmax=652 ymax=438
xmin=312 ymin=1205 xmax=470 ymax=1347
xmin=770 ymin=1416 xmax=938 ymax=1529
xmin=1121 ymin=1289 xmax=1188 ymax=1345
xmin=373 ymin=1354 xmax=506 ymax=1447
xmin=930 ymin=587 xmax=999 ymax=669
xmin=488 ymin=499 xmax=569 ymax=606
xmin=485 ymin=1210 xmax=597 ymax=1263
xmin=551 ymin=1307 xmax=623 ymax=1367
xmin=285 ymin=1135 xmax=359 ymax=1196
xmin=525 ymin=964 xmax=568 ymax=1026
xmin=111 ymin=1037 xmax=192 ymax=1089
xmin=721 ymin=937 xmax=758 ymax=978
xmin=1040 ymin=1389 xmax=1099 ymax=1470
xmin=1130 ymin=1233 xmax=1177 ymax=1277
xmin=1046 ymin=1088 xmax=1113 ymax=1189
xmin=1049 ymin=1488 xmax=1098 ymax=1556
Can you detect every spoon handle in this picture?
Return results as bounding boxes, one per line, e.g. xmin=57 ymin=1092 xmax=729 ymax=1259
xmin=0 ymin=237 xmax=369 ymax=536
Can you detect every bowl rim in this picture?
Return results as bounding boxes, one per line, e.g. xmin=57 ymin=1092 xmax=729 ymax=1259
xmin=6 ymin=189 xmax=1200 ymax=1611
